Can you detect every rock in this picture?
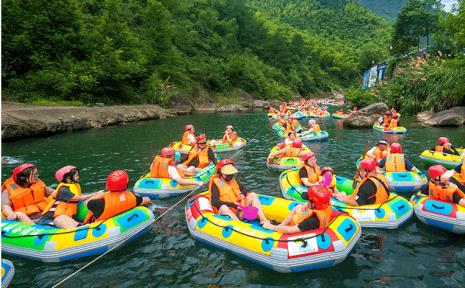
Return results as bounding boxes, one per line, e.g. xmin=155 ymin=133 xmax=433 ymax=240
xmin=358 ymin=102 xmax=389 ymax=115
xmin=216 ymin=104 xmax=248 ymax=112
xmin=342 ymin=102 xmax=388 ymax=128
xmin=94 ymin=102 xmax=104 ymax=107
xmin=1 ymin=103 xmax=177 ymax=141
xmin=420 ymin=106 xmax=465 ymax=127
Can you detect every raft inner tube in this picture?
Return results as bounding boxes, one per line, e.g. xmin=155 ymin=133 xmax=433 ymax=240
xmin=418 ymin=149 xmax=463 ymax=170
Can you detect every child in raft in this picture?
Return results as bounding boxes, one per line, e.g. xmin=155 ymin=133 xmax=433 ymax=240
xmin=425 ymin=165 xmax=465 ymax=207
xmin=262 ymin=185 xmax=333 ymax=233
xmin=84 ymin=170 xmax=152 ymax=223
xmin=40 ymin=166 xmax=103 ymax=229
xmin=432 ymin=137 xmax=461 ymax=156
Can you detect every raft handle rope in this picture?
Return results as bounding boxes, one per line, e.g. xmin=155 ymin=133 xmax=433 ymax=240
xmin=50 ymin=122 xmax=269 ymax=288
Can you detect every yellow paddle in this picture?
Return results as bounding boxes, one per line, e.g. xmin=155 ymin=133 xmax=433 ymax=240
xmin=353 ymin=141 xmax=371 ymax=189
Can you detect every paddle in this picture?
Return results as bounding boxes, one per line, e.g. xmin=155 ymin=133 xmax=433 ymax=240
xmin=352 ymin=141 xmax=371 ymax=189
xmin=237 ymin=204 xmax=258 ymax=221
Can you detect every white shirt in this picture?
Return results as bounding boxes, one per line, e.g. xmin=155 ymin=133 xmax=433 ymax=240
xmin=188 ymin=134 xmax=196 ymax=145
xmin=168 ymin=166 xmax=181 ymax=180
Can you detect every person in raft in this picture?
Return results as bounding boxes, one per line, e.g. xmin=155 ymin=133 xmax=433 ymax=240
xmin=209 ymin=159 xmax=269 ymax=224
xmin=380 ymin=111 xmax=392 ymax=127
xmin=150 ymin=147 xmax=202 ymax=186
xmin=267 ymin=139 xmax=306 ymax=163
xmin=180 ymin=134 xmax=217 ymax=172
xmin=2 ymin=163 xmax=54 ymax=224
xmin=432 ymin=137 xmax=461 ymax=156
xmin=450 ymin=153 xmax=465 ymax=191
xmin=366 ymin=140 xmax=390 ymax=162
xmin=333 ymin=159 xmax=390 ymax=206
xmin=425 ymin=165 xmax=465 ymax=207
xmin=262 ymin=185 xmax=332 ymax=233
xmin=84 ymin=170 xmax=152 ymax=223
xmin=181 ymin=124 xmax=197 ymax=146
xmin=298 ymin=152 xmax=321 ymax=188
xmin=38 ymin=166 xmax=103 ymax=229
xmin=211 ymin=125 xmax=238 ymax=146
xmin=378 ymin=143 xmax=422 ymax=174
xmin=386 ymin=113 xmax=399 ymax=129
xmin=284 ymin=130 xmax=298 ymax=146
xmin=307 ymin=119 xmax=321 ymax=133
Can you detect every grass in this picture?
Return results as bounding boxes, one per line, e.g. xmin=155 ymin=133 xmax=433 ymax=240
xmin=28 ymin=98 xmax=84 ymax=106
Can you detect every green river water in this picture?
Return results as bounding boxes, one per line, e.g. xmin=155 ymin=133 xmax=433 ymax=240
xmin=1 ymin=111 xmax=464 ymax=287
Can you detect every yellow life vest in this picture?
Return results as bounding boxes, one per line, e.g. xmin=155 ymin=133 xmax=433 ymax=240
xmin=385 ymin=154 xmax=406 ymax=172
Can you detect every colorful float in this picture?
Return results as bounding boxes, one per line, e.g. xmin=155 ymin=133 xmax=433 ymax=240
xmin=267 ymin=145 xmax=311 ymax=170
xmin=1 ymin=259 xmax=14 ymax=288
xmin=185 ymin=192 xmax=361 ymax=272
xmin=1 ymin=205 xmax=154 ymax=262
xmin=419 ymin=149 xmax=463 ymax=170
xmin=410 ymin=192 xmax=465 ymax=234
xmin=133 ymin=162 xmax=216 ymax=198
xmin=170 ymin=137 xmax=247 ymax=154
xmin=373 ymin=123 xmax=407 ymax=134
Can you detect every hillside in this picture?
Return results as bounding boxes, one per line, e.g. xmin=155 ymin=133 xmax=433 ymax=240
xmin=355 ymin=0 xmax=407 ymax=20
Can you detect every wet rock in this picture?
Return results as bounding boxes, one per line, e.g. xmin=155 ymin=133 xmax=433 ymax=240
xmin=418 ymin=106 xmax=465 ymax=127
xmin=217 ymin=104 xmax=248 ymax=112
xmin=219 ymin=269 xmax=247 ymax=285
xmin=343 ymin=102 xmax=388 ymax=128
xmin=1 ymin=103 xmax=179 ymax=141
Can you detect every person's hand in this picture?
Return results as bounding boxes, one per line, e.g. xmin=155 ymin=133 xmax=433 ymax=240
xmin=238 ymin=194 xmax=245 ymax=200
xmin=262 ymin=222 xmax=275 ymax=230
xmin=7 ymin=213 xmax=18 ymax=221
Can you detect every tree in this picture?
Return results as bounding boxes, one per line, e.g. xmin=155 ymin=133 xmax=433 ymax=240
xmin=391 ymin=0 xmax=443 ymax=55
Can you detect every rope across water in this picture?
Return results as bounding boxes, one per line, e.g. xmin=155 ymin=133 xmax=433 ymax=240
xmin=51 ymin=123 xmax=269 ymax=288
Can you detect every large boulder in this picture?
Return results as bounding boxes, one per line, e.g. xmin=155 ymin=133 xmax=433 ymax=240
xmin=418 ymin=106 xmax=465 ymax=127
xmin=343 ymin=102 xmax=388 ymax=128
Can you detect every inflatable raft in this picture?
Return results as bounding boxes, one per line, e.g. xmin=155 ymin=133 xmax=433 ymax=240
xmin=1 ymin=206 xmax=154 ymax=262
xmin=267 ymin=145 xmax=311 ymax=170
xmin=373 ymin=123 xmax=407 ymax=134
xmin=410 ymin=192 xmax=465 ymax=234
xmin=1 ymin=259 xmax=14 ymax=288
xmin=279 ymin=168 xmax=329 ymax=201
xmin=170 ymin=137 xmax=247 ymax=154
xmin=275 ymin=128 xmax=329 ymax=142
xmin=419 ymin=149 xmax=463 ymax=170
xmin=291 ymin=111 xmax=307 ymax=119
xmin=186 ymin=192 xmax=361 ymax=273
xmin=355 ymin=158 xmax=428 ymax=193
xmin=133 ymin=162 xmax=216 ymax=198
xmin=333 ymin=176 xmax=413 ymax=229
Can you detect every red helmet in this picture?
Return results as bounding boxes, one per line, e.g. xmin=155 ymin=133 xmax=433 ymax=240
xmin=185 ymin=124 xmax=194 ymax=131
xmin=301 ymin=152 xmax=316 ymax=162
xmin=307 ymin=185 xmax=331 ymax=210
xmin=196 ymin=134 xmax=206 ymax=142
xmin=161 ymin=147 xmax=175 ymax=158
xmin=359 ymin=159 xmax=377 ymax=172
xmin=55 ymin=165 xmax=78 ymax=182
xmin=216 ymin=159 xmax=234 ymax=173
xmin=390 ymin=143 xmax=402 ymax=154
xmin=320 ymin=166 xmax=334 ymax=175
xmin=428 ymin=165 xmax=447 ymax=179
xmin=293 ymin=139 xmax=303 ymax=148
xmin=438 ymin=137 xmax=449 ymax=145
xmin=106 ymin=170 xmax=129 ymax=191
xmin=12 ymin=163 xmax=36 ymax=181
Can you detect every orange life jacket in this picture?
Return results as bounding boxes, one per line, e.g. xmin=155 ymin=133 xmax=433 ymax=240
xmin=93 ymin=191 xmax=138 ymax=222
xmin=222 ymin=131 xmax=238 ymax=143
xmin=457 ymin=161 xmax=465 ymax=184
xmin=150 ymin=156 xmax=185 ymax=179
xmin=373 ymin=147 xmax=389 ymax=161
xmin=285 ymin=147 xmax=302 ymax=157
xmin=183 ymin=146 xmax=211 ymax=169
xmin=388 ymin=119 xmax=398 ymax=128
xmin=182 ymin=131 xmax=193 ymax=145
xmin=289 ymin=205 xmax=333 ymax=229
xmin=208 ymin=177 xmax=244 ymax=213
xmin=385 ymin=153 xmax=407 ymax=172
xmin=383 ymin=118 xmax=391 ymax=126
xmin=434 ymin=145 xmax=444 ymax=152
xmin=298 ymin=165 xmax=320 ymax=184
xmin=311 ymin=124 xmax=321 ymax=133
xmin=43 ymin=183 xmax=81 ymax=218
xmin=350 ymin=175 xmax=389 ymax=204
xmin=2 ymin=177 xmax=51 ymax=216
xmin=428 ymin=182 xmax=465 ymax=203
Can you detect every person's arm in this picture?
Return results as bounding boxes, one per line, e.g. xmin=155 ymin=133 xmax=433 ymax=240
xmin=208 ymin=148 xmax=217 ymax=164
xmin=85 ymin=191 xmax=108 ymax=205
xmin=171 ymin=166 xmax=202 ymax=186
xmin=366 ymin=147 xmax=376 ymax=158
xmin=404 ymin=158 xmax=419 ymax=172
xmin=378 ymin=158 xmax=386 ymax=169
xmin=210 ymin=184 xmax=238 ymax=209
xmin=1 ymin=190 xmax=17 ymax=219
xmin=238 ymin=183 xmax=248 ymax=196
xmin=45 ymin=186 xmax=55 ymax=196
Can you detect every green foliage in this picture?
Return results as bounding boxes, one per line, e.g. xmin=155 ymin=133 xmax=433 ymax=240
xmin=391 ymin=0 xmax=443 ymax=55
xmin=345 ymin=86 xmax=378 ymax=108
xmin=355 ymin=0 xmax=408 ymax=20
xmin=2 ymin=0 xmax=390 ymax=105
xmin=28 ymin=99 xmax=84 ymax=106
xmin=434 ymin=0 xmax=465 ymax=52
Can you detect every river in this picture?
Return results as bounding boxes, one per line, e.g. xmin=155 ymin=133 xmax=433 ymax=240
xmin=1 ymin=111 xmax=464 ymax=287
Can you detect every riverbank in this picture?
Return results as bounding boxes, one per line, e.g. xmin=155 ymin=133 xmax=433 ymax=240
xmin=1 ymin=100 xmax=279 ymax=141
